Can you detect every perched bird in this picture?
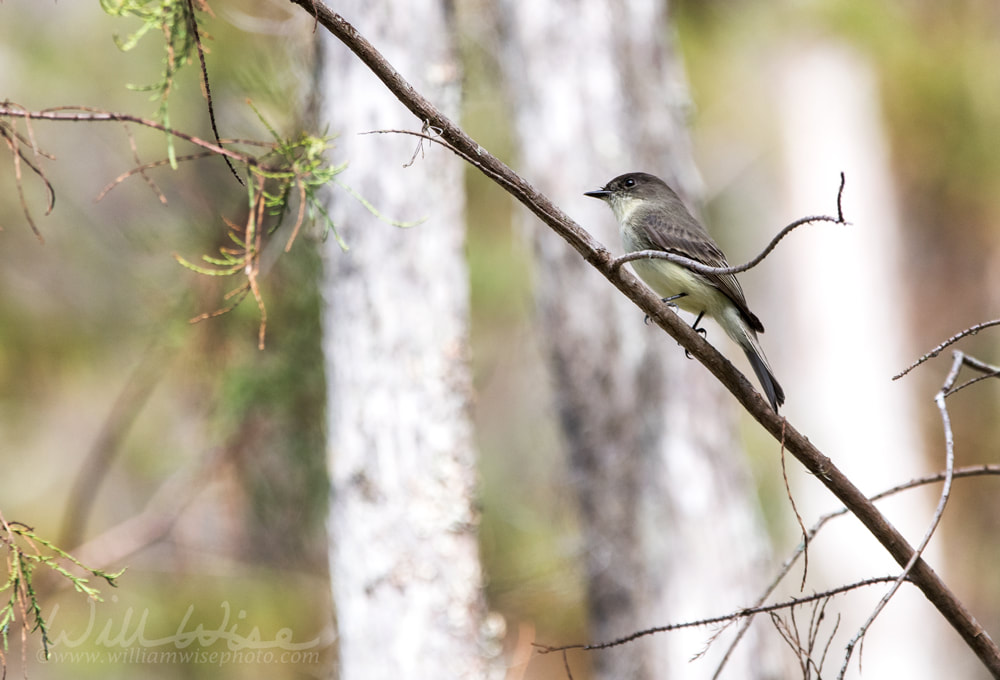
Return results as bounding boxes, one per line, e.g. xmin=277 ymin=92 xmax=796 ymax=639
xmin=585 ymin=172 xmax=784 ymax=411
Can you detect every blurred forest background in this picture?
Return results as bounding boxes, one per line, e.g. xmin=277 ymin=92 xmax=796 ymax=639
xmin=2 ymin=0 xmax=1000 ymax=678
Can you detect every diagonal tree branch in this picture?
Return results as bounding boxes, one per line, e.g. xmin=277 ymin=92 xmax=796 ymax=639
xmin=289 ymin=2 xmax=1000 ymax=675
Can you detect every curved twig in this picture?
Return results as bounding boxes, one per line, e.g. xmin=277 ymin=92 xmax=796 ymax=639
xmin=1 ymin=115 xmax=56 ymax=242
xmin=96 ymin=151 xmax=216 ymax=201
xmin=610 ymin=173 xmax=848 ymax=276
xmin=185 ymin=0 xmax=243 ymax=186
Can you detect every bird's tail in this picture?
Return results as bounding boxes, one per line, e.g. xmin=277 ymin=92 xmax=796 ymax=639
xmin=721 ymin=311 xmax=785 ymax=411
xmin=742 ymin=339 xmax=784 ymax=412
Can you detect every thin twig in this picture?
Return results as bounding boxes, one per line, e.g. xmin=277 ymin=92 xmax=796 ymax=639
xmin=942 ymin=354 xmax=1000 ymax=398
xmin=284 ymin=179 xmax=309 ymax=252
xmin=561 ymin=650 xmax=574 ymax=680
xmin=185 ymin=0 xmax=244 ymax=186
xmin=96 ymin=138 xmax=279 ymax=201
xmin=894 ymin=319 xmax=1000 ymax=380
xmin=0 ymin=105 xmax=260 ymax=167
xmin=770 ymin=596 xmax=837 ymax=679
xmin=96 ymin=151 xmax=215 ymax=201
xmin=779 ymin=437 xmax=809 ymax=591
xmin=361 ymin=127 xmax=483 ymax=173
xmin=787 ymin=463 xmax=995 ymax=583
xmin=1 ymin=118 xmax=55 ymax=241
xmin=120 ymin=121 xmax=168 ymax=204
xmin=841 ymin=465 xmax=1000 ymax=514
xmin=533 ymin=576 xmax=903 ymax=655
xmin=713 ymin=464 xmax=1000 ymax=677
xmin=247 ymin=173 xmax=269 ymax=349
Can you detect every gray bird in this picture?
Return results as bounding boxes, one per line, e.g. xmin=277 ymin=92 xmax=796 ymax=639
xmin=585 ymin=172 xmax=784 ymax=411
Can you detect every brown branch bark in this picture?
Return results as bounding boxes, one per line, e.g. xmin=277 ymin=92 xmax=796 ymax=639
xmin=288 ymin=2 xmax=1000 ymax=675
xmin=0 ymin=106 xmax=254 ymax=166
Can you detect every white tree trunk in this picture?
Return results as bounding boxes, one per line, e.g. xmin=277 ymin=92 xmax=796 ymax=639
xmin=498 ymin=1 xmax=785 ymax=677
xmin=317 ymin=3 xmax=487 ymax=678
xmin=774 ymin=43 xmax=953 ymax=679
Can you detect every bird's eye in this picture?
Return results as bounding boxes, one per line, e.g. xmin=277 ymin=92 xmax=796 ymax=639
xmin=623 ymin=178 xmax=636 ymax=189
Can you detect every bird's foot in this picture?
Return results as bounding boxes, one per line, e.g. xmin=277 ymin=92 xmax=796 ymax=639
xmin=644 ymin=294 xmax=687 ymax=325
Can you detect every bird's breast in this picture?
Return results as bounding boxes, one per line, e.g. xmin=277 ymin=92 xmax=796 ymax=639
xmin=622 ymin=230 xmax=729 ymax=318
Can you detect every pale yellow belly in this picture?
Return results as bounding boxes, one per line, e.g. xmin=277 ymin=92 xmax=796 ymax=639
xmin=630 ymin=257 xmax=730 ymax=321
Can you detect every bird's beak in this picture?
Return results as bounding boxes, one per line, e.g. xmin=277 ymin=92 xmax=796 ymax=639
xmin=584 ymin=189 xmax=611 ymax=200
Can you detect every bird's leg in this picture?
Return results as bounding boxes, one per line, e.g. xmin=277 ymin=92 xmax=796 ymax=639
xmin=644 ymin=293 xmax=688 ymax=325
xmin=690 ymin=311 xmax=706 ymax=336
xmin=643 ymin=295 xmax=707 ymax=360
xmin=684 ymin=311 xmax=707 ymax=359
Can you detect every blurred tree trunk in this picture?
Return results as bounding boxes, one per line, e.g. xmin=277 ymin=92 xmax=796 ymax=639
xmin=497 ymin=1 xmax=785 ymax=677
xmin=317 ymin=3 xmax=487 ymax=678
xmin=774 ymin=43 xmax=952 ymax=679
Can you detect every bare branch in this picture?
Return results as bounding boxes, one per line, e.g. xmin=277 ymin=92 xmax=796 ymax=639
xmin=534 ymin=576 xmax=903 ymax=656
xmin=120 ymin=122 xmax=168 ymax=204
xmin=94 ymin=138 xmax=278 ymax=202
xmin=96 ymin=151 xmax=216 ymax=202
xmin=360 ymin=127 xmax=458 ymax=168
xmin=561 ymin=650 xmax=575 ymax=680
xmin=942 ymin=353 xmax=1000 ymax=398
xmin=0 ymin=105 xmax=257 ymax=167
xmin=894 ymin=318 xmax=1000 ymax=380
xmin=852 ymin=464 xmax=1000 ymax=509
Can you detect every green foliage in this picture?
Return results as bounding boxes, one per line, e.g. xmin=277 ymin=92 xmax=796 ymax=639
xmin=97 ymin=2 xmax=415 ymax=349
xmin=1 ymin=520 xmax=124 ymax=663
xmin=250 ymin=102 xmax=350 ymax=248
xmin=173 ymin=109 xmax=344 ymax=348
xmin=0 ymin=4 xmax=332 ymax=676
xmin=101 ymin=0 xmax=204 ymax=166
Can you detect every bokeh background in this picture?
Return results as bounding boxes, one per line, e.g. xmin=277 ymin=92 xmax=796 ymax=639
xmin=2 ymin=0 xmax=1000 ymax=678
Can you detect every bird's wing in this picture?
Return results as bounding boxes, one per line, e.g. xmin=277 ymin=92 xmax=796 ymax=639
xmin=641 ymin=210 xmax=765 ymax=333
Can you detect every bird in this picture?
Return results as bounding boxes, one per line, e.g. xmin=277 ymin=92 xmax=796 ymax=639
xmin=585 ymin=171 xmax=785 ymax=411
